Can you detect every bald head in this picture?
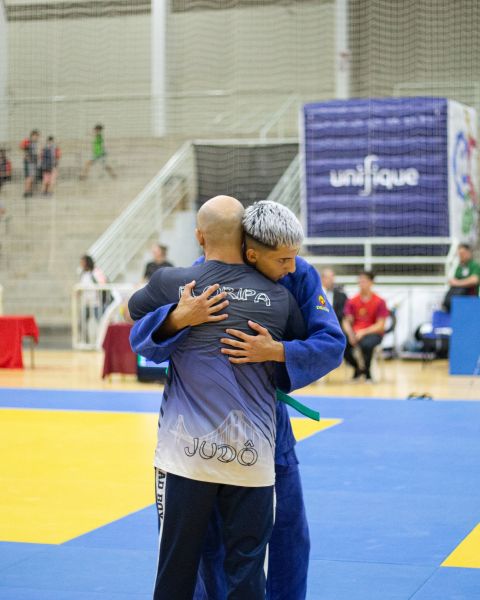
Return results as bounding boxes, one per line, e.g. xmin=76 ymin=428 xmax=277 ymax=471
xmin=196 ymin=196 xmax=244 ymax=249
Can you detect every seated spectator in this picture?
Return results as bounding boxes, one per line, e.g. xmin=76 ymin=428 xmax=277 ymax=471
xmin=0 ymin=148 xmax=12 ymax=193
xmin=321 ymin=267 xmax=348 ymax=324
xmin=342 ymin=271 xmax=389 ymax=381
xmin=442 ymin=243 xmax=480 ymax=312
xmin=143 ymin=243 xmax=173 ymax=281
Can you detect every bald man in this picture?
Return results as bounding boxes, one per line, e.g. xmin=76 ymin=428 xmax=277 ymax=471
xmin=129 ymin=196 xmax=306 ymax=600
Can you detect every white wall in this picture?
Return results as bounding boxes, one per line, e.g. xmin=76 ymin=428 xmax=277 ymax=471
xmin=6 ymin=1 xmax=336 ymax=141
xmin=159 ymin=209 xmax=199 ymax=267
xmin=166 ymin=1 xmax=335 ymax=135
xmin=350 ymin=0 xmax=480 ymax=116
xmin=0 ymin=1 xmax=8 ymax=142
xmin=7 ymin=12 xmax=151 ymax=140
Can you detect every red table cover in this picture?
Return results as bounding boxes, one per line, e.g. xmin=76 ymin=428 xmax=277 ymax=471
xmin=0 ymin=315 xmax=39 ymax=369
xmin=102 ymin=322 xmax=137 ymax=378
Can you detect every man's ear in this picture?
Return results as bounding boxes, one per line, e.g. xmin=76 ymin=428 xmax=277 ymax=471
xmin=195 ymin=228 xmax=204 ymax=247
xmin=245 ymin=247 xmax=257 ymax=264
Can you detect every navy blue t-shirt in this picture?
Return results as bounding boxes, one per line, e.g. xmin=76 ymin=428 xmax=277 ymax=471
xmin=129 ymin=260 xmax=305 ymax=486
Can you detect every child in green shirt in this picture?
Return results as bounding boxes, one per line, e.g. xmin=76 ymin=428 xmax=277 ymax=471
xmin=80 ymin=124 xmax=116 ymax=180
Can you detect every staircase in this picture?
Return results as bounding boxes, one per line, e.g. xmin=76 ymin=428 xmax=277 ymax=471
xmin=0 ymin=137 xmax=180 ymax=327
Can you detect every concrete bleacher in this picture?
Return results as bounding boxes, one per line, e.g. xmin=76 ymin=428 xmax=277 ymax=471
xmin=0 ymin=137 xmax=180 ymax=334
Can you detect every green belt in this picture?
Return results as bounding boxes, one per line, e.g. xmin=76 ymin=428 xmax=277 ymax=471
xmin=276 ymin=390 xmax=320 ymax=422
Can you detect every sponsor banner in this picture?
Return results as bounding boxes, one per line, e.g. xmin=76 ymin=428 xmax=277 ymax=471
xmin=303 ymin=97 xmax=450 ymax=238
xmin=448 ymin=100 xmax=479 ymax=245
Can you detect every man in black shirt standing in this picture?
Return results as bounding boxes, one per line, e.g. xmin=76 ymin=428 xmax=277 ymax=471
xmin=143 ymin=243 xmax=173 ymax=281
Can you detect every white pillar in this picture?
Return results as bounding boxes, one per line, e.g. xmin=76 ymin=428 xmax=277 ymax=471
xmin=151 ymin=0 xmax=168 ymax=137
xmin=335 ymin=0 xmax=350 ymax=100
xmin=0 ymin=1 xmax=8 ymax=141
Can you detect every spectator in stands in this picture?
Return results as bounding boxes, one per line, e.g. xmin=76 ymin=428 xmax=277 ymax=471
xmin=80 ymin=123 xmax=116 ymax=180
xmin=442 ymin=243 xmax=480 ymax=312
xmin=321 ymin=267 xmax=348 ymax=324
xmin=20 ymin=130 xmax=40 ymax=198
xmin=143 ymin=243 xmax=173 ymax=281
xmin=0 ymin=148 xmax=12 ymax=194
xmin=342 ymin=271 xmax=389 ymax=381
xmin=41 ymin=136 xmax=61 ymax=196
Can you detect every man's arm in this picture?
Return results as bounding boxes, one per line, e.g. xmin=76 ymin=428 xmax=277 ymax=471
xmin=449 ymin=274 xmax=480 ymax=287
xmin=128 ymin=269 xmax=171 ymax=321
xmin=128 ymin=274 xmax=229 ymax=362
xmin=128 ymin=268 xmax=188 ymax=363
xmin=130 ymin=305 xmax=184 ymax=364
xmin=221 ymin=260 xmax=346 ymax=391
xmin=355 ymin=318 xmax=386 ymax=340
xmin=155 ymin=281 xmax=229 ymax=338
xmin=342 ymin=314 xmax=357 ymax=346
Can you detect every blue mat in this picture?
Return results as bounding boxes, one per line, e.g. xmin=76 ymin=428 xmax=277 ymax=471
xmin=1 ymin=389 xmax=479 ymax=600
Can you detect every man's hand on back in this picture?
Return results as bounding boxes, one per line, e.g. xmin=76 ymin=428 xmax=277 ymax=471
xmin=171 ymin=281 xmax=229 ymax=328
xmin=221 ymin=321 xmax=285 ymax=364
xmin=155 ymin=281 xmax=229 ymax=339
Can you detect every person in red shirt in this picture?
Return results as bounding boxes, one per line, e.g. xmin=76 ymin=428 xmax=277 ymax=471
xmin=342 ymin=271 xmax=389 ymax=381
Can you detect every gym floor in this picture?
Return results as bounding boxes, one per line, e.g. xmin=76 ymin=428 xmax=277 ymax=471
xmin=0 ymin=351 xmax=479 ymax=599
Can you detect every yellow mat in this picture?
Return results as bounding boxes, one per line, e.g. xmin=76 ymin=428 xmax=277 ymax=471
xmin=0 ymin=409 xmax=158 ymax=544
xmin=442 ymin=523 xmax=480 ymax=569
xmin=0 ymin=408 xmax=340 ymax=545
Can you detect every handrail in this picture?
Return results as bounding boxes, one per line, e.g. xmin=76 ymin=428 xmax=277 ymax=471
xmin=266 ymin=154 xmax=301 ymax=214
xmin=88 ymin=141 xmax=196 ymax=282
xmin=259 ymin=94 xmax=300 ymax=141
xmin=303 ymin=236 xmax=454 ymax=274
xmin=10 ymin=89 xmax=307 ymax=104
xmin=71 ymin=283 xmax=135 ymax=350
xmin=304 ymin=237 xmax=453 ymax=245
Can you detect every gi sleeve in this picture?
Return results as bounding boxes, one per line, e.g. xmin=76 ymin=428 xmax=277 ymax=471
xmin=128 ymin=268 xmax=191 ymax=362
xmin=276 ymin=263 xmax=346 ymax=392
xmin=129 ymin=305 xmax=189 ymax=364
xmin=128 ymin=268 xmax=173 ymax=321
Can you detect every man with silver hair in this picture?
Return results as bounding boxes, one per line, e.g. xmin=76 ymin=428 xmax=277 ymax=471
xmin=130 ymin=199 xmax=345 ymax=600
xmin=243 ymin=200 xmax=305 ymax=248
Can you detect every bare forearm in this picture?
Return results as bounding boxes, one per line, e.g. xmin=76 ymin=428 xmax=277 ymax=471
xmin=342 ymin=318 xmax=355 ymax=338
xmin=156 ymin=306 xmax=186 ymax=337
xmin=358 ymin=321 xmax=384 ymax=336
xmin=221 ymin=322 xmax=286 ymax=364
xmin=451 ymin=276 xmax=479 ymax=287
xmin=268 ymin=340 xmax=286 ymax=362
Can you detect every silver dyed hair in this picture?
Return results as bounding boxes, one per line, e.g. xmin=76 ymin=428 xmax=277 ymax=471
xmin=243 ymin=201 xmax=304 ymax=249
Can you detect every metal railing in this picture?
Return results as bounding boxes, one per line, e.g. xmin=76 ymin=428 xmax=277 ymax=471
xmin=259 ymin=94 xmax=300 ymax=141
xmin=266 ymin=153 xmax=301 ymax=214
xmin=71 ymin=283 xmax=135 ymax=350
xmin=88 ymin=141 xmax=196 ymax=283
xmin=303 ymin=236 xmax=456 ymax=283
xmin=7 ymin=89 xmax=305 ymax=140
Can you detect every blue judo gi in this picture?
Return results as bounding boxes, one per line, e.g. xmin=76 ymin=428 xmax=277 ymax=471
xmin=130 ymin=256 xmax=345 ymax=600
